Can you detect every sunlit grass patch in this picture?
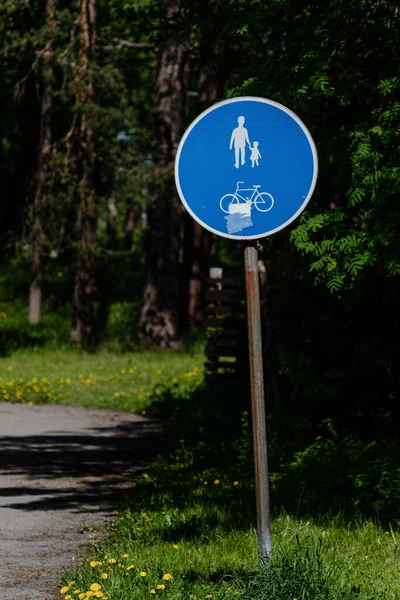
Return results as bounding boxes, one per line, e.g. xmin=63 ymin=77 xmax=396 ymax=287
xmin=0 ymin=347 xmax=203 ymax=412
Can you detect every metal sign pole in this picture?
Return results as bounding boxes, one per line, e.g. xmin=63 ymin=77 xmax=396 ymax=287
xmin=244 ymin=244 xmax=272 ymax=565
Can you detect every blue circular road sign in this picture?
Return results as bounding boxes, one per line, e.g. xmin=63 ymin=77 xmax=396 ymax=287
xmin=175 ymin=96 xmax=318 ymax=240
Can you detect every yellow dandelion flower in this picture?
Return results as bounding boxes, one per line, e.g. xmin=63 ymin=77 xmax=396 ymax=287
xmin=206 ymin=595 xmax=212 ymax=599
xmin=162 ymin=573 xmax=172 ymax=581
xmin=79 ymin=595 xmax=85 ymax=600
xmin=137 ymin=527 xmax=142 ymax=531
xmin=126 ymin=564 xmax=135 ymax=571
xmin=122 ymin=553 xmax=129 ymax=558
xmin=60 ymin=587 xmax=70 ymax=594
xmin=90 ymin=583 xmax=102 ymax=591
xmin=65 ymin=596 xmax=72 ymax=600
xmin=140 ymin=571 xmax=147 ymax=577
xmin=150 ymin=591 xmax=156 ymax=595
xmin=213 ymin=479 xmax=220 ymax=485
xmin=172 ymin=544 xmax=179 ymax=549
xmin=94 ymin=593 xmax=104 ymax=599
xmin=233 ymin=481 xmax=239 ymax=486
xmin=108 ymin=558 xmax=117 ymax=564
xmin=100 ymin=573 xmax=108 ymax=579
xmin=157 ymin=584 xmax=166 ymax=590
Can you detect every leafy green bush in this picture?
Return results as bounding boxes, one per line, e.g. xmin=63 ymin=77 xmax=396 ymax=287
xmin=0 ymin=313 xmax=70 ymax=356
xmin=276 ymin=436 xmax=400 ymax=522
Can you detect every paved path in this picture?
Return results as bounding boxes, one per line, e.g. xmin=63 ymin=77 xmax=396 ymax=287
xmin=0 ymin=402 xmax=163 ymax=600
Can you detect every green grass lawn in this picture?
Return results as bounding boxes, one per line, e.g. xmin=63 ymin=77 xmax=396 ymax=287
xmin=59 ymin=510 xmax=399 ymax=600
xmin=0 ymin=346 xmax=202 ymax=411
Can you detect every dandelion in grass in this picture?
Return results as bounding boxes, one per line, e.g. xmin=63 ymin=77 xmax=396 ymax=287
xmin=79 ymin=594 xmax=85 ymax=600
xmin=100 ymin=573 xmax=108 ymax=579
xmin=206 ymin=595 xmax=212 ymax=598
xmin=60 ymin=586 xmax=69 ymax=594
xmin=127 ymin=564 xmax=135 ymax=571
xmin=233 ymin=481 xmax=239 ymax=486
xmin=122 ymin=553 xmax=129 ymax=558
xmin=108 ymin=558 xmax=116 ymax=564
xmin=157 ymin=584 xmax=166 ymax=590
xmin=140 ymin=571 xmax=147 ymax=577
xmin=65 ymin=595 xmax=72 ymax=600
xmin=150 ymin=591 xmax=156 ymax=595
xmin=162 ymin=573 xmax=172 ymax=581
xmin=172 ymin=544 xmax=179 ymax=549
xmin=213 ymin=479 xmax=220 ymax=485
xmin=90 ymin=584 xmax=102 ymax=592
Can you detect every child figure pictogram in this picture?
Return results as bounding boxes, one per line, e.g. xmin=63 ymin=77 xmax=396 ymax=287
xmin=250 ymin=142 xmax=261 ymax=167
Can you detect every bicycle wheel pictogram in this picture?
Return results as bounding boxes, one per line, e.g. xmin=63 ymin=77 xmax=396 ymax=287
xmin=254 ymin=192 xmax=274 ymax=212
xmin=220 ymin=194 xmax=240 ymax=214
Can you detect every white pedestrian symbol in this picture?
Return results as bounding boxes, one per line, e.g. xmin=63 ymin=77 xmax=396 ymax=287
xmin=229 ymin=116 xmax=261 ymax=169
xmin=250 ymin=142 xmax=261 ymax=167
xmin=229 ymin=116 xmax=251 ymax=169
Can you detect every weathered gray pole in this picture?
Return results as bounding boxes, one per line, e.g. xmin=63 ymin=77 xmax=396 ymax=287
xmin=244 ymin=244 xmax=272 ymax=565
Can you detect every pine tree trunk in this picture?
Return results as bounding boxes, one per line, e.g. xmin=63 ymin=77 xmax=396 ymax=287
xmin=28 ymin=0 xmax=55 ymax=324
xmin=139 ymin=0 xmax=189 ymax=346
xmin=70 ymin=0 xmax=98 ymax=346
xmin=187 ymin=14 xmax=226 ymax=325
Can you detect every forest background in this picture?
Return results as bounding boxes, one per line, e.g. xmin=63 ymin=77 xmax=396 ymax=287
xmin=0 ymin=0 xmax=399 ymax=538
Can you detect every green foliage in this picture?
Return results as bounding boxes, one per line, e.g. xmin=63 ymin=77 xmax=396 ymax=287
xmin=277 ymin=436 xmax=400 ymax=522
xmin=224 ymin=0 xmax=400 ymax=293
xmin=0 ymin=313 xmax=69 ymax=356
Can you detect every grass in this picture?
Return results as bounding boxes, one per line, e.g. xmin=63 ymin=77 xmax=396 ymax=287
xmin=58 ymin=473 xmax=400 ymax=600
xmin=0 ymin=346 xmax=203 ymax=411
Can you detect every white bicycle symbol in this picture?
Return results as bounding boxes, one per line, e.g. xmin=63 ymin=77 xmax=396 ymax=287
xmin=220 ymin=181 xmax=274 ymax=214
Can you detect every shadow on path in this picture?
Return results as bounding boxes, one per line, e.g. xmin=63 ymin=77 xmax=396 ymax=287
xmin=0 ymin=403 xmax=164 ymax=600
xmin=0 ymin=419 xmax=163 ymax=513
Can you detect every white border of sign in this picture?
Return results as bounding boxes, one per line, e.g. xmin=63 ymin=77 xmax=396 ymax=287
xmin=174 ymin=96 xmax=318 ymax=240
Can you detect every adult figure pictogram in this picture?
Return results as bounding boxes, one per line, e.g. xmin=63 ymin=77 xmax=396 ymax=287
xmin=230 ymin=116 xmax=251 ymax=168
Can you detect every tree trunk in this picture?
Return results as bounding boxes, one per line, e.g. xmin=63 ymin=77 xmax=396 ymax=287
xmin=187 ymin=11 xmax=227 ymax=325
xmin=28 ymin=0 xmax=55 ymax=324
xmin=123 ymin=200 xmax=135 ymax=250
xmin=70 ymin=0 xmax=98 ymax=346
xmin=139 ymin=0 xmax=189 ymax=346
